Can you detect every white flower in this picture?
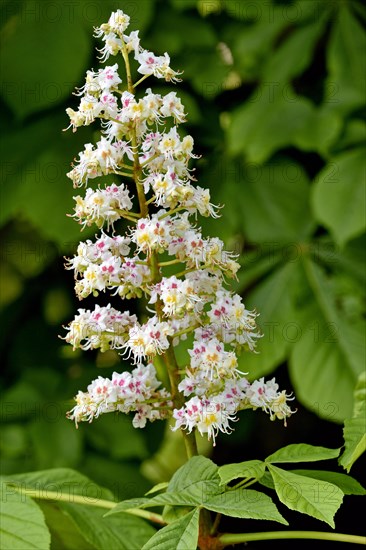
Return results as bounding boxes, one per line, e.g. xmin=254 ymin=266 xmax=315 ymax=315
xmin=160 ymin=92 xmax=186 ymax=123
xmin=72 ymin=183 xmax=133 ymax=229
xmin=172 ymin=394 xmax=237 ymax=446
xmin=63 ymin=304 xmax=137 ymax=352
xmin=123 ymin=316 xmax=173 ymax=363
xmin=67 ymin=363 xmax=172 ymax=427
xmin=131 ymin=215 xmax=173 ymax=254
xmin=108 ymin=10 xmax=130 ymax=34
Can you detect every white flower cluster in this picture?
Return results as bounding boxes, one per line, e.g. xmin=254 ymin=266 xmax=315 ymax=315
xmin=65 ymin=233 xmax=150 ymax=299
xmin=72 ymin=183 xmax=133 ymax=230
xmin=64 ymin=304 xmax=137 ymax=352
xmin=173 ymin=377 xmax=295 ymax=445
xmin=64 ymin=10 xmax=295 ymax=443
xmin=67 ymin=363 xmax=172 ymax=428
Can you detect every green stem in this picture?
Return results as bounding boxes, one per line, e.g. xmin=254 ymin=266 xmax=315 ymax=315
xmin=174 ymin=263 xmax=210 ymax=278
xmin=173 ymin=324 xmax=199 ymax=339
xmin=120 ymin=37 xmax=148 ymax=219
xmin=158 ymin=258 xmax=182 ymax=267
xmin=115 ymin=209 xmax=140 ymax=219
xmin=230 ymin=477 xmax=258 ymax=490
xmin=158 ymin=207 xmax=185 ymax=220
xmin=113 ymin=170 xmax=135 ymax=179
xmin=11 ymin=487 xmax=165 ymax=525
xmin=140 ymin=153 xmax=160 ymax=168
xmin=210 ymin=513 xmax=222 ymax=536
xmin=118 ymin=30 xmax=199 ymax=466
xmin=133 ymin=74 xmax=151 ymax=88
xmin=146 ymin=195 xmax=157 ymax=205
xmin=183 ymin=429 xmax=198 ymax=458
xmin=219 ymin=531 xmax=366 ymax=546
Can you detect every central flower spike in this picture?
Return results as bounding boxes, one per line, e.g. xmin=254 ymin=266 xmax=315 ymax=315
xmin=63 ymin=9 xmax=295 ymax=445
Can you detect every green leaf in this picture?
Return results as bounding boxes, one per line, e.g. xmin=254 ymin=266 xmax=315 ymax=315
xmin=0 ymin=1 xmax=90 ymax=119
xmin=0 ymin=483 xmax=51 ymax=549
xmin=108 ymin=458 xmax=224 ymax=515
xmin=162 ymin=505 xmax=193 ymax=524
xmin=267 ymin=465 xmax=344 ymax=527
xmin=29 ymin=417 xmax=82 ymax=469
xmin=339 ymin=414 xmax=366 ymax=473
xmin=218 ymin=460 xmax=266 ymax=486
xmin=0 ymin=114 xmax=95 ymax=249
xmin=352 ymin=371 xmax=366 ymax=418
xmin=237 ymin=159 xmax=314 ymax=243
xmin=7 ymin=469 xmax=155 ymax=549
xmin=104 ymin=498 xmax=151 ymax=517
xmin=292 ymin=107 xmax=342 ymax=157
xmin=143 ymin=490 xmax=205 ymax=508
xmin=262 ymin=14 xmax=328 ymax=83
xmin=61 ymin=502 xmax=155 ymax=550
xmin=85 ymin=413 xmax=147 ymax=461
xmin=290 ymin=259 xmax=366 ymax=421
xmin=108 ymin=456 xmax=223 ymax=515
xmin=167 ymin=456 xmax=221 ymax=500
xmin=265 ymin=444 xmax=340 ymax=464
xmin=65 ymin=503 xmax=155 ymax=550
xmin=204 ymin=488 xmax=288 ymax=525
xmin=145 ymin=482 xmax=169 ymax=496
xmin=315 ymin=234 xmax=366 ymax=284
xmin=182 ymin=49 xmax=230 ymax=99
xmin=148 ymin=10 xmax=216 ymax=55
xmin=325 ymin=4 xmax=366 ymax=115
xmin=82 ymin=453 xmax=151 ymax=500
xmin=0 ymin=424 xmax=28 ymax=458
xmin=339 ymin=373 xmax=366 ymax=472
xmin=141 ymin=508 xmax=199 ymax=550
xmin=291 ymin=470 xmax=366 ymax=496
xmin=238 ymin=262 xmax=301 ymax=380
xmin=312 ymin=148 xmax=366 ymax=246
xmin=227 ymin=86 xmax=337 ymax=162
xmin=9 ymin=467 xmax=114 ymax=497
xmin=335 ymin=119 xmax=366 ymax=152
xmin=232 ymin=8 xmax=288 ymax=80
xmin=37 ymin=500 xmax=92 ymax=550
xmin=0 ymin=381 xmax=42 ymax=422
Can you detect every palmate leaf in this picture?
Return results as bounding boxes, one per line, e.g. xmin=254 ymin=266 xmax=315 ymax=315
xmin=267 ymin=465 xmax=343 ymax=528
xmin=0 ymin=483 xmax=51 ymax=550
xmin=141 ymin=508 xmax=200 ymax=550
xmin=107 ymin=457 xmax=223 ymax=516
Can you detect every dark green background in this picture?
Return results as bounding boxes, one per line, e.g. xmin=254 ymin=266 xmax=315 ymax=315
xmin=1 ymin=0 xmax=365 ymax=545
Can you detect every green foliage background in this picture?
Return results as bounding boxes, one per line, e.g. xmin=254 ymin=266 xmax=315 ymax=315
xmin=0 ymin=0 xmax=365 ymax=540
